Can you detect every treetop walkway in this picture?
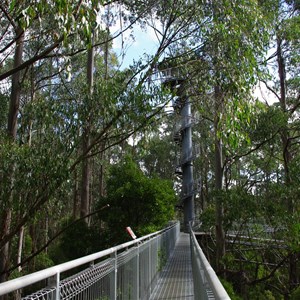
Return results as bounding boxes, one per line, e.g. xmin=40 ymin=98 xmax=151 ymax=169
xmin=0 ymin=222 xmax=230 ymax=300
xmin=150 ymin=233 xmax=194 ymax=299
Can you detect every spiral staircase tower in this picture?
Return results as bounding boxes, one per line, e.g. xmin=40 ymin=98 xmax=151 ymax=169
xmin=173 ymin=90 xmax=195 ymax=231
xmin=157 ymin=62 xmax=199 ymax=231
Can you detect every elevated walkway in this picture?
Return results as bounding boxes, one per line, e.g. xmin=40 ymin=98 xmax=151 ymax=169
xmin=0 ymin=222 xmax=230 ymax=300
xmin=150 ymin=233 xmax=194 ymax=299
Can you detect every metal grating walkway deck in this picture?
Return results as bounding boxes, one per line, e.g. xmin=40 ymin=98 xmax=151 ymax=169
xmin=150 ymin=233 xmax=194 ymax=300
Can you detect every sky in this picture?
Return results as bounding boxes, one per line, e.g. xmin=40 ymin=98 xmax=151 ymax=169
xmin=107 ymin=8 xmax=278 ymax=106
xmin=254 ymin=83 xmax=278 ymax=106
xmin=110 ymin=20 xmax=160 ymax=70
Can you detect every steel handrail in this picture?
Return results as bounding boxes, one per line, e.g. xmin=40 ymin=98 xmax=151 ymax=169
xmin=0 ymin=222 xmax=178 ymax=296
xmin=190 ymin=226 xmax=231 ymax=300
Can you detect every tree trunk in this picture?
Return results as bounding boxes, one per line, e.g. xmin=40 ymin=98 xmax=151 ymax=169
xmin=80 ymin=132 xmax=91 ymax=222
xmin=0 ymin=28 xmax=24 ymax=286
xmin=277 ymin=37 xmax=292 ymax=187
xmin=80 ymin=41 xmax=94 ymax=223
xmin=277 ymin=36 xmax=298 ymax=291
xmin=73 ymin=168 xmax=80 ymax=219
xmin=214 ymin=85 xmax=225 ymax=271
xmin=29 ymin=224 xmax=37 ymax=272
xmin=0 ymin=210 xmax=12 ymax=284
xmin=14 ymin=223 xmax=23 ymax=300
xmin=96 ymin=28 xmax=110 ymax=201
xmin=99 ymin=142 xmax=106 ymax=198
xmin=17 ymin=226 xmax=24 ymax=272
xmin=7 ymin=28 xmax=25 ymax=139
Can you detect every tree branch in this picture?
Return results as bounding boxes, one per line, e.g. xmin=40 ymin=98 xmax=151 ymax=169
xmin=248 ymin=253 xmax=289 ymax=285
xmin=0 ymin=3 xmax=17 ymax=31
xmin=2 ymin=205 xmax=110 ymax=276
xmin=224 ymin=130 xmax=280 ymax=166
xmin=0 ymin=37 xmax=63 ymax=81
xmin=260 ymin=79 xmax=281 ymax=102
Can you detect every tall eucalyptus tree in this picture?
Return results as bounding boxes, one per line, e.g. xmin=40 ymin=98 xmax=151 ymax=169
xmin=165 ymin=0 xmax=271 ymax=269
xmin=261 ymin=0 xmax=300 ymax=291
xmin=0 ymin=0 xmax=192 ymax=280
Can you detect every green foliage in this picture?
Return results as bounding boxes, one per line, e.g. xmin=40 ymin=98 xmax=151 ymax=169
xmin=219 ymin=279 xmax=243 ymax=300
xmin=200 ymin=204 xmax=215 ymax=231
xmin=222 ymin=188 xmax=260 ymax=230
xmin=53 ymin=218 xmax=102 ymax=262
xmin=199 ymin=0 xmax=270 ymax=91
xmin=200 ymin=188 xmax=260 ymax=232
xmin=289 ymin=220 xmax=300 ymax=252
xmin=0 ymin=135 xmax=69 ymax=215
xmin=247 ymin=286 xmax=282 ymax=300
xmin=136 ymin=134 xmax=176 ymax=179
xmin=291 ymin=285 xmax=300 ymax=300
xmin=0 ymin=93 xmax=8 ymax=130
xmin=9 ymin=236 xmax=54 ymax=279
xmin=97 ymin=156 xmax=177 ymax=245
xmin=9 ymin=0 xmax=100 ymax=46
xmin=249 ymin=104 xmax=287 ymax=143
xmin=221 ymin=96 xmax=253 ymax=151
xmin=34 ymin=252 xmax=54 ymax=271
xmin=157 ymin=249 xmax=167 ymax=272
xmin=0 ymin=0 xmax=299 ymax=297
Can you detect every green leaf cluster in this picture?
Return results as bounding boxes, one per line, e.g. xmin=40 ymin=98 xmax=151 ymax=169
xmin=97 ymin=156 xmax=177 ymax=245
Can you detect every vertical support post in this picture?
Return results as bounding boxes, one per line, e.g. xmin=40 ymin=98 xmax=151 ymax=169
xmin=134 ymin=244 xmax=140 ymax=300
xmin=55 ymin=272 xmax=60 ymax=300
xmin=181 ymin=96 xmax=195 ymax=232
xmin=110 ymin=251 xmax=117 ymax=300
xmin=148 ymin=239 xmax=152 ymax=296
xmin=157 ymin=235 xmax=160 ymax=269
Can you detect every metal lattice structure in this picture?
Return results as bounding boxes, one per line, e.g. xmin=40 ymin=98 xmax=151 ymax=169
xmin=160 ymin=64 xmax=197 ymax=231
xmin=0 ymin=222 xmax=232 ymax=300
xmin=0 ymin=223 xmax=180 ymax=300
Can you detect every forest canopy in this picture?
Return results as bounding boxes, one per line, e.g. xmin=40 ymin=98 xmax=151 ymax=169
xmin=0 ymin=0 xmax=299 ymax=298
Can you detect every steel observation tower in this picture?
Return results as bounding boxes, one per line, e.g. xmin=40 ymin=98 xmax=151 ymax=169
xmin=157 ymin=61 xmax=200 ymax=232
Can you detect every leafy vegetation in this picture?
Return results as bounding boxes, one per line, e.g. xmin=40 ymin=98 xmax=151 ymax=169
xmin=96 ymin=156 xmax=177 ymax=246
xmin=0 ymin=0 xmax=299 ymax=298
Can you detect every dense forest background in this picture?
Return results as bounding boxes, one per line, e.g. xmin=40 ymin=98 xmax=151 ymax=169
xmin=0 ymin=0 xmax=299 ymax=299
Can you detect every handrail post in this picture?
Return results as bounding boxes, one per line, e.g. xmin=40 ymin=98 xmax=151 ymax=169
xmin=55 ymin=272 xmax=60 ymax=300
xmin=135 ymin=244 xmax=140 ymax=300
xmin=47 ymin=272 xmax=60 ymax=300
xmin=110 ymin=251 xmax=117 ymax=300
xmin=148 ymin=237 xmax=152 ymax=296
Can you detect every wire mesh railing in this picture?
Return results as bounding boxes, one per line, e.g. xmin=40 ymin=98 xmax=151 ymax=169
xmin=0 ymin=222 xmax=180 ymax=300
